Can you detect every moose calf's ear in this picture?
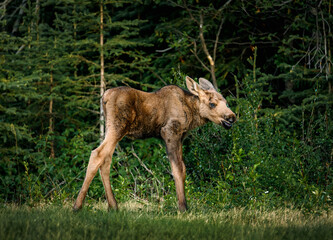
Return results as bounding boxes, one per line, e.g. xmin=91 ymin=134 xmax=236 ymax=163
xmin=199 ymin=78 xmax=215 ymax=91
xmin=186 ymin=76 xmax=200 ymax=96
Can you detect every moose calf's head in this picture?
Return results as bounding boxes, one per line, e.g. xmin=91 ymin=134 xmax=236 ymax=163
xmin=186 ymin=76 xmax=236 ymax=129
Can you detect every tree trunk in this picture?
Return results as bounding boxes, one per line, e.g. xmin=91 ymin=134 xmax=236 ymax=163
xmin=100 ymin=0 xmax=105 ymax=142
xmin=49 ymin=67 xmax=55 ymax=159
xmin=328 ymin=0 xmax=332 ymax=94
xmin=199 ymin=13 xmax=217 ymax=89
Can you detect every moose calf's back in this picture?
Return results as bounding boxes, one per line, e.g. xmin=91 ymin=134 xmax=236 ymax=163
xmin=102 ymin=85 xmax=202 ymax=140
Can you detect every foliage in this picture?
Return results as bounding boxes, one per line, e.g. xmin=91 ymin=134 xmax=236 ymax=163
xmin=0 ymin=0 xmax=332 ymax=212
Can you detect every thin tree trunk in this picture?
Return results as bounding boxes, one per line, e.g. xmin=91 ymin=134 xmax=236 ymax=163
xmin=328 ymin=0 xmax=332 ymax=94
xmin=35 ymin=0 xmax=40 ymax=41
xmin=183 ymin=2 xmax=231 ymax=89
xmin=199 ymin=12 xmax=217 ymax=89
xmin=252 ymin=47 xmax=259 ymax=131
xmin=49 ymin=67 xmax=55 ymax=159
xmin=73 ymin=4 xmax=78 ymax=78
xmin=100 ymin=0 xmax=105 ymax=142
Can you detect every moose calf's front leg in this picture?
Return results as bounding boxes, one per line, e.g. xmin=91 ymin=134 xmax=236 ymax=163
xmin=162 ymin=122 xmax=187 ymax=212
xmin=169 ymin=154 xmax=187 ymax=212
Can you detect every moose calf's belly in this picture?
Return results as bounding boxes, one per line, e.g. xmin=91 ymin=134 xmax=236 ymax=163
xmin=125 ymin=113 xmax=164 ymax=139
xmin=126 ymin=124 xmax=162 ymax=140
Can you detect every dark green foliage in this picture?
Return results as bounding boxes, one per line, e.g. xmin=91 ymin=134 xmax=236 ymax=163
xmin=0 ymin=0 xmax=332 ymax=212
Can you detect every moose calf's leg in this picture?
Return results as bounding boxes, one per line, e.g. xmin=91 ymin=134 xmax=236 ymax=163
xmin=99 ymin=155 xmax=118 ymax=210
xmin=73 ymin=136 xmax=118 ymax=211
xmin=170 ymin=158 xmax=187 ymax=212
xmin=73 ymin=149 xmax=102 ymax=211
xmin=162 ymin=121 xmax=187 ymax=212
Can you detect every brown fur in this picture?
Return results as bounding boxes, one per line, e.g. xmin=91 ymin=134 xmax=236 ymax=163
xmin=73 ymin=76 xmax=236 ymax=212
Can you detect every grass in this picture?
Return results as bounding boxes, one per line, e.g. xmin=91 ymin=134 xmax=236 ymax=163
xmin=1 ymin=201 xmax=332 ymax=240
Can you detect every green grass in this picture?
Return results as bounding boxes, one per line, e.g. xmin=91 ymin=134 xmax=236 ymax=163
xmin=1 ymin=201 xmax=332 ymax=240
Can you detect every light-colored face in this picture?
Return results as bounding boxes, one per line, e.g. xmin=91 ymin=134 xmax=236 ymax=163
xmin=186 ymin=76 xmax=236 ymax=129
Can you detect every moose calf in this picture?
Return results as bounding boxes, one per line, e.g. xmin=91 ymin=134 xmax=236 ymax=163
xmin=73 ymin=76 xmax=236 ymax=212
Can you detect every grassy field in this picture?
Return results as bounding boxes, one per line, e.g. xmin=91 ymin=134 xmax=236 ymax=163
xmin=1 ymin=201 xmax=332 ymax=240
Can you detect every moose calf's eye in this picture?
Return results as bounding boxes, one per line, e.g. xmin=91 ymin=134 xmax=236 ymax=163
xmin=209 ymin=103 xmax=216 ymax=108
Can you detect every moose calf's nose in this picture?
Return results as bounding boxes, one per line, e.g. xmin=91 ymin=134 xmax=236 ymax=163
xmin=226 ymin=114 xmax=236 ymax=123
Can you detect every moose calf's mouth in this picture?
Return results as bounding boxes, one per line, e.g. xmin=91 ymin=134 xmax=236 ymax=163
xmin=222 ymin=120 xmax=232 ymax=130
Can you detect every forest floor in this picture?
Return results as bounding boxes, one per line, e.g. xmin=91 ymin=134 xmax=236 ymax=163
xmin=1 ymin=200 xmax=332 ymax=240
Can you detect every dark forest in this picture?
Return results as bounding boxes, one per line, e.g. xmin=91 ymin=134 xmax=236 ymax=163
xmin=1 ymin=0 xmax=332 ymax=212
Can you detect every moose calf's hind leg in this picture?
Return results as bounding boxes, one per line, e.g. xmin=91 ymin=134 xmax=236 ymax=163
xmin=99 ymin=154 xmax=118 ymax=210
xmin=73 ymin=139 xmax=116 ymax=211
xmin=73 ymin=149 xmax=101 ymax=211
